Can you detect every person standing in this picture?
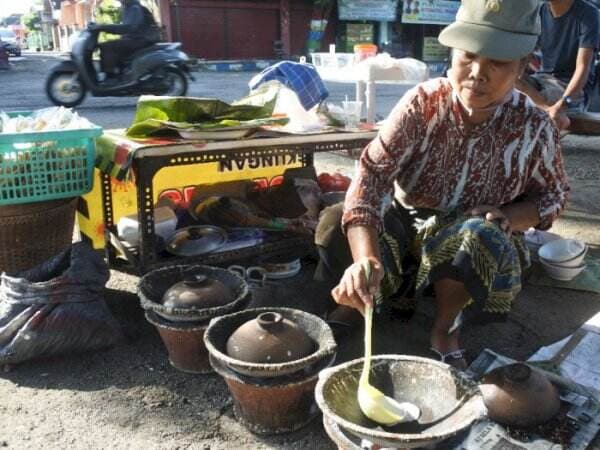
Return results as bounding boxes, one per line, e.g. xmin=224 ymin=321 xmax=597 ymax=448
xmin=518 ymin=0 xmax=600 ymax=130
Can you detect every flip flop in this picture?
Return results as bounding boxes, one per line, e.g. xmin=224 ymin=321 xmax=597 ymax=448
xmin=427 ymin=347 xmax=469 ymax=371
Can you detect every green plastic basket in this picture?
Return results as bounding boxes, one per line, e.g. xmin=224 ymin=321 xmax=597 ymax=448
xmin=0 ymin=111 xmax=103 ymax=205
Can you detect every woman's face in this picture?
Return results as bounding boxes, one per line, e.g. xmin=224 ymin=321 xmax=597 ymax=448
xmin=449 ymin=49 xmax=524 ymax=110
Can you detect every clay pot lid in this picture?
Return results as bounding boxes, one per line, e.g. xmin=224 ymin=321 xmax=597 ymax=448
xmin=480 ymin=363 xmax=561 ymax=427
xmin=226 ymin=311 xmax=315 ymax=364
xmin=162 ymin=274 xmax=234 ymax=310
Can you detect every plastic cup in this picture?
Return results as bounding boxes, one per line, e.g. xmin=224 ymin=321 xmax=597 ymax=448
xmin=342 ymin=100 xmax=362 ymax=130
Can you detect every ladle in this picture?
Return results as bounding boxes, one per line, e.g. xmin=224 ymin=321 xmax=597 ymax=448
xmin=357 ymin=261 xmax=421 ymax=426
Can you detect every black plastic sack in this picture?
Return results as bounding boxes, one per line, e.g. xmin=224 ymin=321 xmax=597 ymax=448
xmin=0 ymin=242 xmax=121 ymax=366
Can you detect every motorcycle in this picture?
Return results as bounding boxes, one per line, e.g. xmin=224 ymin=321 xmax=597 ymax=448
xmin=46 ymin=25 xmax=194 ymax=107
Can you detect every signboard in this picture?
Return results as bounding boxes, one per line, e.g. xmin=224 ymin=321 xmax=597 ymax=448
xmin=401 ymin=0 xmax=459 ymax=25
xmin=422 ymin=36 xmax=449 ymax=61
xmin=338 ymin=0 xmax=399 ymax=22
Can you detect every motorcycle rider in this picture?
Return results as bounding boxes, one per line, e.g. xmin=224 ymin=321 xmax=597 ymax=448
xmin=92 ymin=0 xmax=162 ymax=79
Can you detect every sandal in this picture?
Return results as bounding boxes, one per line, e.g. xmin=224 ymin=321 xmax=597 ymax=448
xmin=427 ymin=347 xmax=469 ymax=371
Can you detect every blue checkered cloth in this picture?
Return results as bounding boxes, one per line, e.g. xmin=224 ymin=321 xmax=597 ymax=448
xmin=249 ymin=61 xmax=328 ymax=111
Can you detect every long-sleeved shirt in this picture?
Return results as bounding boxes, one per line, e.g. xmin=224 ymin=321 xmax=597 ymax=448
xmin=342 ymin=78 xmax=570 ymax=232
xmin=100 ymin=1 xmax=160 ymax=42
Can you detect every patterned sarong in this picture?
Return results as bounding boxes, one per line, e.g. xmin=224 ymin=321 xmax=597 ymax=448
xmin=379 ymin=210 xmax=530 ymax=322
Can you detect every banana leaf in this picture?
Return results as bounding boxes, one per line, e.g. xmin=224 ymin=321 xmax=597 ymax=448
xmin=127 ymin=84 xmax=281 ymax=138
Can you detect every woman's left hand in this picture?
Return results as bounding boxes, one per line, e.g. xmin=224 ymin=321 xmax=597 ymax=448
xmin=467 ymin=205 xmax=512 ymax=235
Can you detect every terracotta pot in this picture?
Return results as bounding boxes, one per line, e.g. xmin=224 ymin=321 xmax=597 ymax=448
xmin=205 ymin=307 xmax=338 ymax=435
xmin=210 ymin=352 xmax=335 ymax=435
xmin=204 ymin=307 xmax=337 ymax=378
xmin=162 ymin=274 xmax=233 ymax=309
xmin=145 ymin=311 xmax=211 ymax=374
xmin=226 ymin=311 xmax=315 ymax=364
xmin=480 ymin=363 xmax=561 ymax=427
xmin=138 ymin=265 xmax=249 ymax=323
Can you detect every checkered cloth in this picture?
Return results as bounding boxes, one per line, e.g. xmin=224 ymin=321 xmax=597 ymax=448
xmin=249 ymin=61 xmax=328 ymax=111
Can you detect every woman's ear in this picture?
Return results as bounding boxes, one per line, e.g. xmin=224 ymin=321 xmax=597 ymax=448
xmin=518 ymin=54 xmax=531 ymax=77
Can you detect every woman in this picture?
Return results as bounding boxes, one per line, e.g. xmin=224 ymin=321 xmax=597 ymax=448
xmin=318 ymin=0 xmax=570 ymax=369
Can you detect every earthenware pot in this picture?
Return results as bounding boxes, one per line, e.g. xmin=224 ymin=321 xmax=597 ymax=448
xmin=205 ymin=307 xmax=337 ymax=434
xmin=145 ymin=311 xmax=211 ymax=374
xmin=162 ymin=274 xmax=233 ymax=309
xmin=480 ymin=363 xmax=561 ymax=427
xmin=226 ymin=311 xmax=315 ymax=364
xmin=138 ymin=265 xmax=249 ymax=323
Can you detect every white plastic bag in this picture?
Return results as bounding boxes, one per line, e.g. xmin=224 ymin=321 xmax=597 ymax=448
xmin=272 ymin=85 xmax=324 ymax=133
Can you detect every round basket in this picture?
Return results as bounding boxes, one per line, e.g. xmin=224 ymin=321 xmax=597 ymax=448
xmin=0 ymin=198 xmax=78 ymax=274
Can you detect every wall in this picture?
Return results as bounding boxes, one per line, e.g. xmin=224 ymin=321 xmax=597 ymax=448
xmin=161 ymin=0 xmax=337 ymax=59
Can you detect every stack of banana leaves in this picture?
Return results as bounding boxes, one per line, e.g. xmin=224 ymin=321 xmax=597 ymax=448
xmin=127 ymin=83 xmax=289 ymax=139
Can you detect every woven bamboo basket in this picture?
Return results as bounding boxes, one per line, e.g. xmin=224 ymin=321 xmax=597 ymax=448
xmin=0 ymin=198 xmax=78 ymax=274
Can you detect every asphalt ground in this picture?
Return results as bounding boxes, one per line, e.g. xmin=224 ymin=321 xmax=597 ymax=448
xmin=0 ymin=53 xmax=599 ymax=449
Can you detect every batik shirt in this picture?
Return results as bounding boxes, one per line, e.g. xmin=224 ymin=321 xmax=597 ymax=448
xmin=342 ymin=78 xmax=570 ymax=232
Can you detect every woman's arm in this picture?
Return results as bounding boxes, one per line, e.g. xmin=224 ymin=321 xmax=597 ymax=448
xmin=332 ymin=84 xmax=429 ymax=312
xmin=331 ymin=224 xmax=383 ymax=313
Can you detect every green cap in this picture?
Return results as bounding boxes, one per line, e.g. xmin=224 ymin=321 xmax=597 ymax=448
xmin=438 ymin=0 xmax=541 ymax=61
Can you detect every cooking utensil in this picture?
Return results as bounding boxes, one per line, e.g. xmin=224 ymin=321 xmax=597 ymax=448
xmin=162 ymin=274 xmax=234 ymax=309
xmin=204 ymin=307 xmax=337 ymax=378
xmin=165 ymin=225 xmax=227 ymax=256
xmin=228 ymin=265 xmax=275 ymax=308
xmin=260 ymin=258 xmax=302 ymax=280
xmin=480 ymin=363 xmax=561 ymax=427
xmin=357 ymin=261 xmax=421 ymax=425
xmin=138 ymin=264 xmax=249 ymax=323
xmin=315 ymin=355 xmax=485 ymax=449
xmin=225 ymin=311 xmax=315 ymax=364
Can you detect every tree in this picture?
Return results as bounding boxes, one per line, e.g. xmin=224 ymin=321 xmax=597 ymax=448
xmin=23 ymin=11 xmax=41 ymax=34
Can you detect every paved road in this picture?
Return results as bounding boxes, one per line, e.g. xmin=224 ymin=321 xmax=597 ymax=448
xmin=0 ymin=53 xmax=411 ymax=129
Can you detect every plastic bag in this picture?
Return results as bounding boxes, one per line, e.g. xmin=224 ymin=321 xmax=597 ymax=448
xmin=357 ymin=54 xmax=429 ymax=82
xmin=0 ymin=242 xmax=121 ymax=367
xmin=272 ymin=86 xmax=324 ymax=133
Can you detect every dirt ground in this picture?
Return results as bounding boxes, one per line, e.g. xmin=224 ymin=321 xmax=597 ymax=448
xmin=0 ymin=134 xmax=599 ymax=450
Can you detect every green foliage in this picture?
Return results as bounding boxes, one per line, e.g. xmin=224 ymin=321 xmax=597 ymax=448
xmin=23 ymin=12 xmax=41 ymax=33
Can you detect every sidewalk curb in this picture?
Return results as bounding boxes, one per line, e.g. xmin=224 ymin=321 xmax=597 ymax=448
xmin=191 ymin=59 xmax=280 ymax=73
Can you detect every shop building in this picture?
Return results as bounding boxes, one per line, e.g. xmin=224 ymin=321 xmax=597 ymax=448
xmin=160 ymin=0 xmax=458 ymax=70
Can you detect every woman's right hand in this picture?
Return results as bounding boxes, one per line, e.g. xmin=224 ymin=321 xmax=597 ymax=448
xmin=331 ymin=257 xmax=384 ymax=315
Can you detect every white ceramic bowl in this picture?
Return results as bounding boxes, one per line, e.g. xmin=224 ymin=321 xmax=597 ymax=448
xmin=540 ymin=259 xmax=586 ymax=281
xmin=538 ymin=239 xmax=587 ymax=266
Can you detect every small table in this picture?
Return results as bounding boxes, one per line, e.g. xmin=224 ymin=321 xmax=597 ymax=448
xmin=313 ymin=62 xmax=421 ymax=123
xmin=96 ymin=130 xmax=377 ymax=274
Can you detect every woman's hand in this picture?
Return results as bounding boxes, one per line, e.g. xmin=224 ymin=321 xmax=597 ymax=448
xmin=545 ymin=103 xmax=571 ymax=131
xmin=331 ymin=257 xmax=384 ymax=315
xmin=468 ymin=205 xmax=512 ymax=235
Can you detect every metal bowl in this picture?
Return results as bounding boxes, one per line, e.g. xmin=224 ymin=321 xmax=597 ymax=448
xmin=315 ymin=355 xmax=486 ymax=449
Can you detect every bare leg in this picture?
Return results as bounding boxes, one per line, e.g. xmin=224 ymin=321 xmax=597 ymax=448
xmin=431 ymin=278 xmax=470 ymax=354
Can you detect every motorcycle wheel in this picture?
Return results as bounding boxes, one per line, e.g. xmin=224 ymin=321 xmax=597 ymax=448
xmin=45 ymin=71 xmax=87 ymax=107
xmin=162 ymin=67 xmax=188 ymax=96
